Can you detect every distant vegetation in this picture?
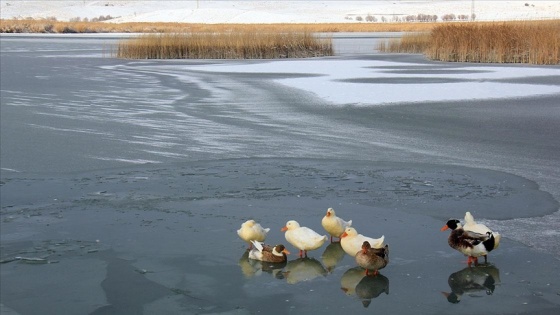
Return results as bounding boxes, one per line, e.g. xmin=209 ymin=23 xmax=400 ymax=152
xmin=2 ymin=18 xmax=558 ymax=63
xmin=379 ymin=20 xmax=560 ymax=65
xmin=115 ymin=32 xmax=333 ymax=59
xmin=0 ymin=19 xmax=438 ymax=34
xmin=1 ymin=11 xmax=479 ymax=33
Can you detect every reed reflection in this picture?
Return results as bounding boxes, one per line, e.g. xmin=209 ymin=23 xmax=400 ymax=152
xmin=442 ymin=264 xmax=501 ymax=304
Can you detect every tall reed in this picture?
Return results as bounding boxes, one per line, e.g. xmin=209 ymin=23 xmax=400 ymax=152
xmin=426 ymin=21 xmax=560 ymax=64
xmin=115 ymin=31 xmax=333 ymax=59
xmin=378 ymin=32 xmax=431 ymax=53
xmin=379 ymin=20 xmax=560 ymax=65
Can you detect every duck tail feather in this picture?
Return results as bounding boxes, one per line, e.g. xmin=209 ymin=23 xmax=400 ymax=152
xmin=251 ymin=240 xmax=264 ymax=252
xmin=464 ymin=211 xmax=475 ymax=224
xmin=493 ymin=232 xmax=501 ymax=249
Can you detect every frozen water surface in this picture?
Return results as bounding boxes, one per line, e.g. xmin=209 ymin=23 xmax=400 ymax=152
xmin=1 ymin=35 xmax=559 ymax=314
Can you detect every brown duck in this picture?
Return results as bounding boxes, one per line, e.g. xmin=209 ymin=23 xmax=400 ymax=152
xmin=355 ymin=241 xmax=389 ymax=276
xmin=248 ymin=240 xmax=290 ymax=263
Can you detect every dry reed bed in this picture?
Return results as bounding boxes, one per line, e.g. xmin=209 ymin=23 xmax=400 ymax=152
xmin=380 ymin=20 xmax=560 ymax=64
xmin=0 ymin=19 xmax=438 ymax=34
xmin=115 ymin=32 xmax=333 ymax=59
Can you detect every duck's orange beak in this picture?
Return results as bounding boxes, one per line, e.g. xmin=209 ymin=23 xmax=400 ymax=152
xmin=341 ymin=232 xmax=348 ymax=238
xmin=326 ymin=212 xmax=331 ymax=217
xmin=281 ymin=226 xmax=288 ymax=232
xmin=283 ymin=249 xmax=291 ymax=255
xmin=440 ymin=225 xmax=449 ymax=231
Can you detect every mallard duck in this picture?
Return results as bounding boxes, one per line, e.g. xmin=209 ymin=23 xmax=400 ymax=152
xmin=464 ymin=211 xmax=501 ymax=252
xmin=248 ymin=240 xmax=290 ymax=263
xmin=340 ymin=227 xmax=385 ymax=257
xmin=355 ymin=241 xmax=389 ymax=276
xmin=441 ymin=219 xmax=497 ymax=266
xmin=237 ymin=219 xmax=270 ymax=249
xmin=321 ymin=207 xmax=352 ymax=242
xmin=281 ymin=220 xmax=327 ymax=257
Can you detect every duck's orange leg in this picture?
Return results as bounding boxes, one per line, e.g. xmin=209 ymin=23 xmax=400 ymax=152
xmin=466 ymin=256 xmax=480 ymax=267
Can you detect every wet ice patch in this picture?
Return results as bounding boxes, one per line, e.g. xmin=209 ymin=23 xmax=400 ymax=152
xmin=0 ymin=239 xmax=107 ymax=265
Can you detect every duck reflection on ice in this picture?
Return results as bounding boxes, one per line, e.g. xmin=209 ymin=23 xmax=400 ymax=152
xmin=282 ymin=257 xmax=328 ymax=284
xmin=442 ymin=264 xmax=501 ymax=304
xmin=238 ymin=251 xmax=287 ymax=279
xmin=340 ymin=267 xmax=364 ymax=296
xmin=340 ymin=267 xmax=389 ymax=307
xmin=355 ymin=274 xmax=390 ymax=308
xmin=321 ymin=242 xmax=345 ymax=273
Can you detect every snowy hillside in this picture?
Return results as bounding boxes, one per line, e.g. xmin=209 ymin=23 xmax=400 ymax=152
xmin=1 ymin=1 xmax=559 ymax=23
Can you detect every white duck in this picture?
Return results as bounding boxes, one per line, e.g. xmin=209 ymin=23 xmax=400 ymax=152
xmin=281 ymin=220 xmax=327 ymax=257
xmin=340 ymin=227 xmax=385 ymax=257
xmin=321 ymin=207 xmax=352 ymax=242
xmin=464 ymin=211 xmax=501 ymax=250
xmin=237 ymin=219 xmax=270 ymax=249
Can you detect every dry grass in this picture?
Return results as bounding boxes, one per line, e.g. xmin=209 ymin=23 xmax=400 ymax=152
xmin=0 ymin=19 xmax=439 ymax=34
xmin=379 ymin=20 xmax=560 ymax=65
xmin=115 ymin=32 xmax=333 ymax=59
xmin=378 ymin=32 xmax=431 ymax=54
xmin=4 ymin=19 xmax=558 ymax=63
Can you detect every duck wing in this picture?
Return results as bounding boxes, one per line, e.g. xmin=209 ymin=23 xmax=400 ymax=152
xmin=369 ymin=245 xmax=389 ymax=259
xmin=291 ymin=227 xmax=326 ymax=247
xmin=460 ymin=230 xmax=490 ymax=246
xmin=365 ymin=234 xmax=385 ymax=249
xmin=338 ymin=217 xmax=352 ymax=228
xmin=464 ymin=212 xmax=492 ymax=234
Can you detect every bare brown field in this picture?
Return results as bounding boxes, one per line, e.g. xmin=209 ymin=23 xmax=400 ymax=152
xmin=115 ymin=32 xmax=333 ymax=59
xmin=0 ymin=19 xmax=438 ymax=34
xmin=379 ymin=20 xmax=560 ymax=65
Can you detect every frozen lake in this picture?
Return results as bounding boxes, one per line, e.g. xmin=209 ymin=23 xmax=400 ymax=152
xmin=1 ymin=34 xmax=559 ymax=314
